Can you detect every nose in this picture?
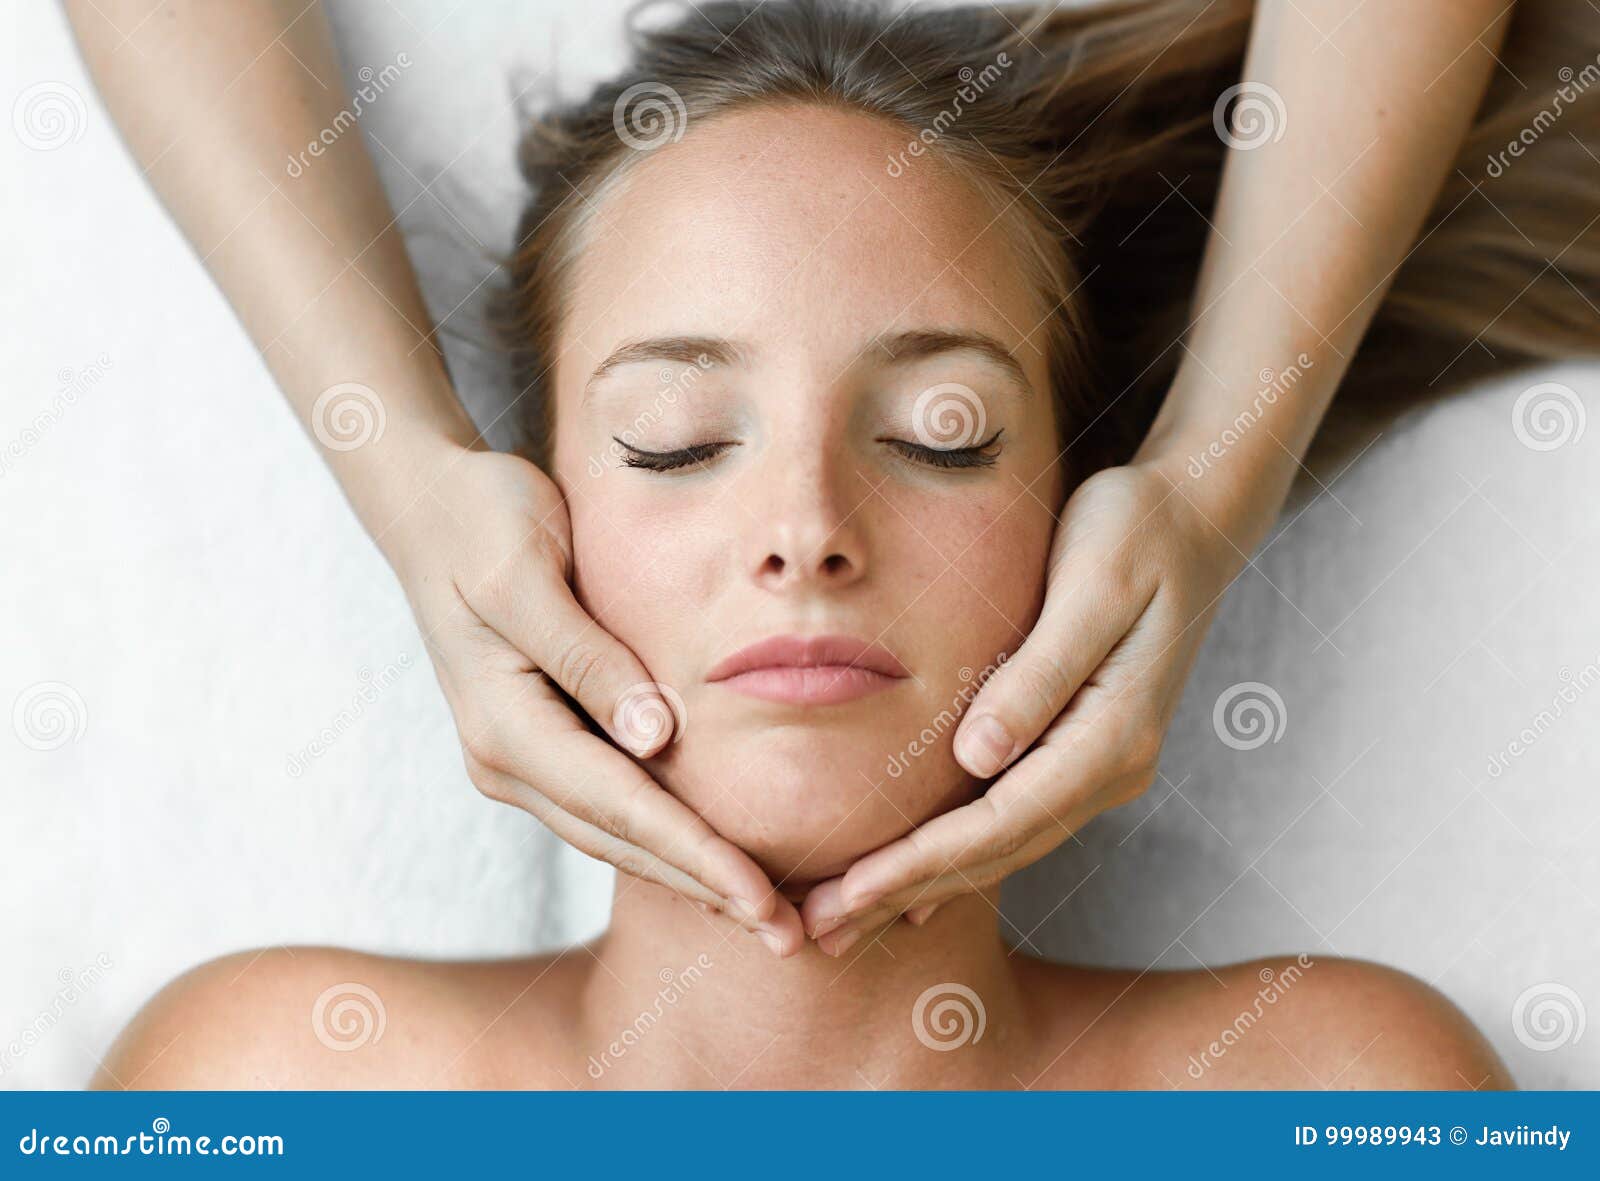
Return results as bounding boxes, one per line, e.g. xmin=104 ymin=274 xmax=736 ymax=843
xmin=743 ymin=449 xmax=867 ymax=593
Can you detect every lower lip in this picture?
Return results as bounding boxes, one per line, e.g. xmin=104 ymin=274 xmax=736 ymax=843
xmin=713 ymin=666 xmax=904 ymax=705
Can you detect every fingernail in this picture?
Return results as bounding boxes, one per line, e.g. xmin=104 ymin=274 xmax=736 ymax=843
xmin=726 ymin=896 xmax=760 ymax=923
xmin=812 ymin=916 xmax=848 ymax=939
xmin=956 ymin=714 xmax=1016 ymax=778
xmin=906 ymin=903 xmax=941 ymax=926
xmin=842 ymin=885 xmax=881 ymax=911
xmin=755 ymin=928 xmax=785 ymax=957
xmin=829 ymin=929 xmax=864 ymax=958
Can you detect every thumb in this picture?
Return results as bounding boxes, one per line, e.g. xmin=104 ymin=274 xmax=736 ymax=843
xmin=953 ymin=589 xmax=1138 ymax=778
xmin=483 ymin=552 xmax=678 ymax=758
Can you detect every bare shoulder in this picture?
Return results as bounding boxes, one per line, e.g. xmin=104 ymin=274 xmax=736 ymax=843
xmin=1022 ymin=954 xmax=1510 ymax=1090
xmin=94 ymin=946 xmax=590 ymax=1090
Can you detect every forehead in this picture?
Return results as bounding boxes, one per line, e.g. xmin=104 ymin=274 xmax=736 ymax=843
xmin=557 ymin=102 xmax=1045 ymax=376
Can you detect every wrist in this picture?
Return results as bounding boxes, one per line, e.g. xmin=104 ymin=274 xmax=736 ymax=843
xmin=325 ymin=420 xmax=479 ymax=573
xmin=1133 ymin=413 xmax=1301 ymax=552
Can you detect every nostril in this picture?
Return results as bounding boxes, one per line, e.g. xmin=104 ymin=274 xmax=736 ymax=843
xmin=761 ymin=553 xmax=786 ymax=577
xmin=822 ymin=553 xmax=852 ymax=577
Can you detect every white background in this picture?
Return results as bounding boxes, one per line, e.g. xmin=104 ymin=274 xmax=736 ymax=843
xmin=5 ymin=0 xmax=1597 ymax=1089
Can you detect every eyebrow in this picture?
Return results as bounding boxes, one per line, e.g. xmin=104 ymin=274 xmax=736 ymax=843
xmin=582 ymin=328 xmax=1034 ymax=398
xmin=585 ymin=335 xmax=745 ymax=395
xmin=871 ymin=329 xmax=1033 ymax=396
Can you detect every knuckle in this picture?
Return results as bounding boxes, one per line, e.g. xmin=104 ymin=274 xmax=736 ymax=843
xmin=552 ymin=638 xmax=606 ymax=704
xmin=603 ymin=774 xmax=660 ymax=849
xmin=1007 ymin=656 xmax=1070 ymax=720
xmin=469 ymin=553 xmax=524 ymax=616
xmin=986 ymin=823 xmax=1032 ymax=863
xmin=526 ymin=525 xmax=572 ymax=580
xmin=1121 ymin=721 xmax=1164 ymax=776
xmin=603 ymin=803 xmax=635 ymax=850
xmin=1102 ymin=558 xmax=1143 ymax=605
xmin=611 ymin=848 xmax=653 ymax=882
xmin=462 ymin=716 xmax=513 ymax=772
xmin=1114 ymin=773 xmax=1154 ymax=808
xmin=464 ymin=756 xmax=507 ymax=803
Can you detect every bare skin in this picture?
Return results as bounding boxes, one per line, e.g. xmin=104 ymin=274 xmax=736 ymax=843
xmin=95 ymin=885 xmax=1508 ymax=1091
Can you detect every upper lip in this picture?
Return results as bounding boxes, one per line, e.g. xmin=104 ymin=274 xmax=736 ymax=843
xmin=706 ymin=634 xmax=909 ymax=681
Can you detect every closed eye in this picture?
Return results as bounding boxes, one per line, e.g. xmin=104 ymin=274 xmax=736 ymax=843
xmin=615 ymin=437 xmax=737 ymax=472
xmin=881 ymin=428 xmax=1004 ymax=470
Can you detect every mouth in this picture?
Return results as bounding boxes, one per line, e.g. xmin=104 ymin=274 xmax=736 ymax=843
xmin=706 ymin=633 xmax=909 ymax=705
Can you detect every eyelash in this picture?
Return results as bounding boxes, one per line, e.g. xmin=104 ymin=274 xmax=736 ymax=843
xmin=882 ymin=429 xmax=1004 ymax=470
xmin=615 ymin=438 xmax=736 ymax=472
xmin=614 ymin=429 xmax=1005 ymax=473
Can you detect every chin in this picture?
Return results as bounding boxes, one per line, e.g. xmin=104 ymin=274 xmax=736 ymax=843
xmin=649 ymin=718 xmax=976 ymax=884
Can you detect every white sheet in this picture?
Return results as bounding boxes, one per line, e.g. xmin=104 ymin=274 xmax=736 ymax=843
xmin=5 ymin=0 xmax=1596 ymax=1089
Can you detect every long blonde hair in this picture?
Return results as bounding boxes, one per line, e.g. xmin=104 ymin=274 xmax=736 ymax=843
xmin=500 ymin=0 xmax=1600 ymax=471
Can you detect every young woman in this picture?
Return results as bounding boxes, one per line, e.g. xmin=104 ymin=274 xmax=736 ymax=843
xmin=97 ymin=0 xmax=1595 ymax=1088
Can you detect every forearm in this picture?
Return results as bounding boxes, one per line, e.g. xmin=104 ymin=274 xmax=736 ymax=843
xmin=64 ymin=0 xmax=479 ymax=549
xmin=1138 ymin=0 xmax=1512 ymax=538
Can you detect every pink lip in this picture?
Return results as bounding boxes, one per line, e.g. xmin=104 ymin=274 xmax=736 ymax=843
xmin=706 ymin=634 xmax=909 ymax=705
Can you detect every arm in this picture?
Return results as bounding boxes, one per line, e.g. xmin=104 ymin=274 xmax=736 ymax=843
xmin=805 ymin=0 xmax=1514 ymax=944
xmin=65 ymin=0 xmax=802 ymax=955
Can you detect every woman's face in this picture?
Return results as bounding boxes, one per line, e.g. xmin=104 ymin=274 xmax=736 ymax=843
xmin=550 ymin=103 xmax=1064 ymax=883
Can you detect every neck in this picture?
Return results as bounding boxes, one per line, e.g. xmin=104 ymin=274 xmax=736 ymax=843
xmin=576 ymin=877 xmax=1035 ymax=1089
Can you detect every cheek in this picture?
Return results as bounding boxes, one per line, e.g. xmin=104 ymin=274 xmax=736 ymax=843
xmin=878 ymin=480 xmax=1056 ymax=667
xmin=566 ymin=485 xmax=721 ymax=674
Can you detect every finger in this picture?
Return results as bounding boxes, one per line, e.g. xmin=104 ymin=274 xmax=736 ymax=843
xmin=838 ymin=736 xmax=1121 ymax=912
xmin=813 ymin=857 xmax=1030 ymax=955
xmin=467 ymin=683 xmax=791 ymax=929
xmin=475 ymin=552 xmax=678 ymax=758
xmin=474 ymin=763 xmax=804 ymax=958
xmin=804 ymin=858 xmax=989 ymax=942
xmin=953 ymin=570 xmax=1154 ymax=778
xmin=800 ymin=877 xmax=852 ymax=939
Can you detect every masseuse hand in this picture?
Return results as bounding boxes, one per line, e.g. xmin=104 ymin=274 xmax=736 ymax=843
xmin=390 ymin=446 xmax=804 ymax=956
xmin=803 ymin=456 xmax=1246 ymax=949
